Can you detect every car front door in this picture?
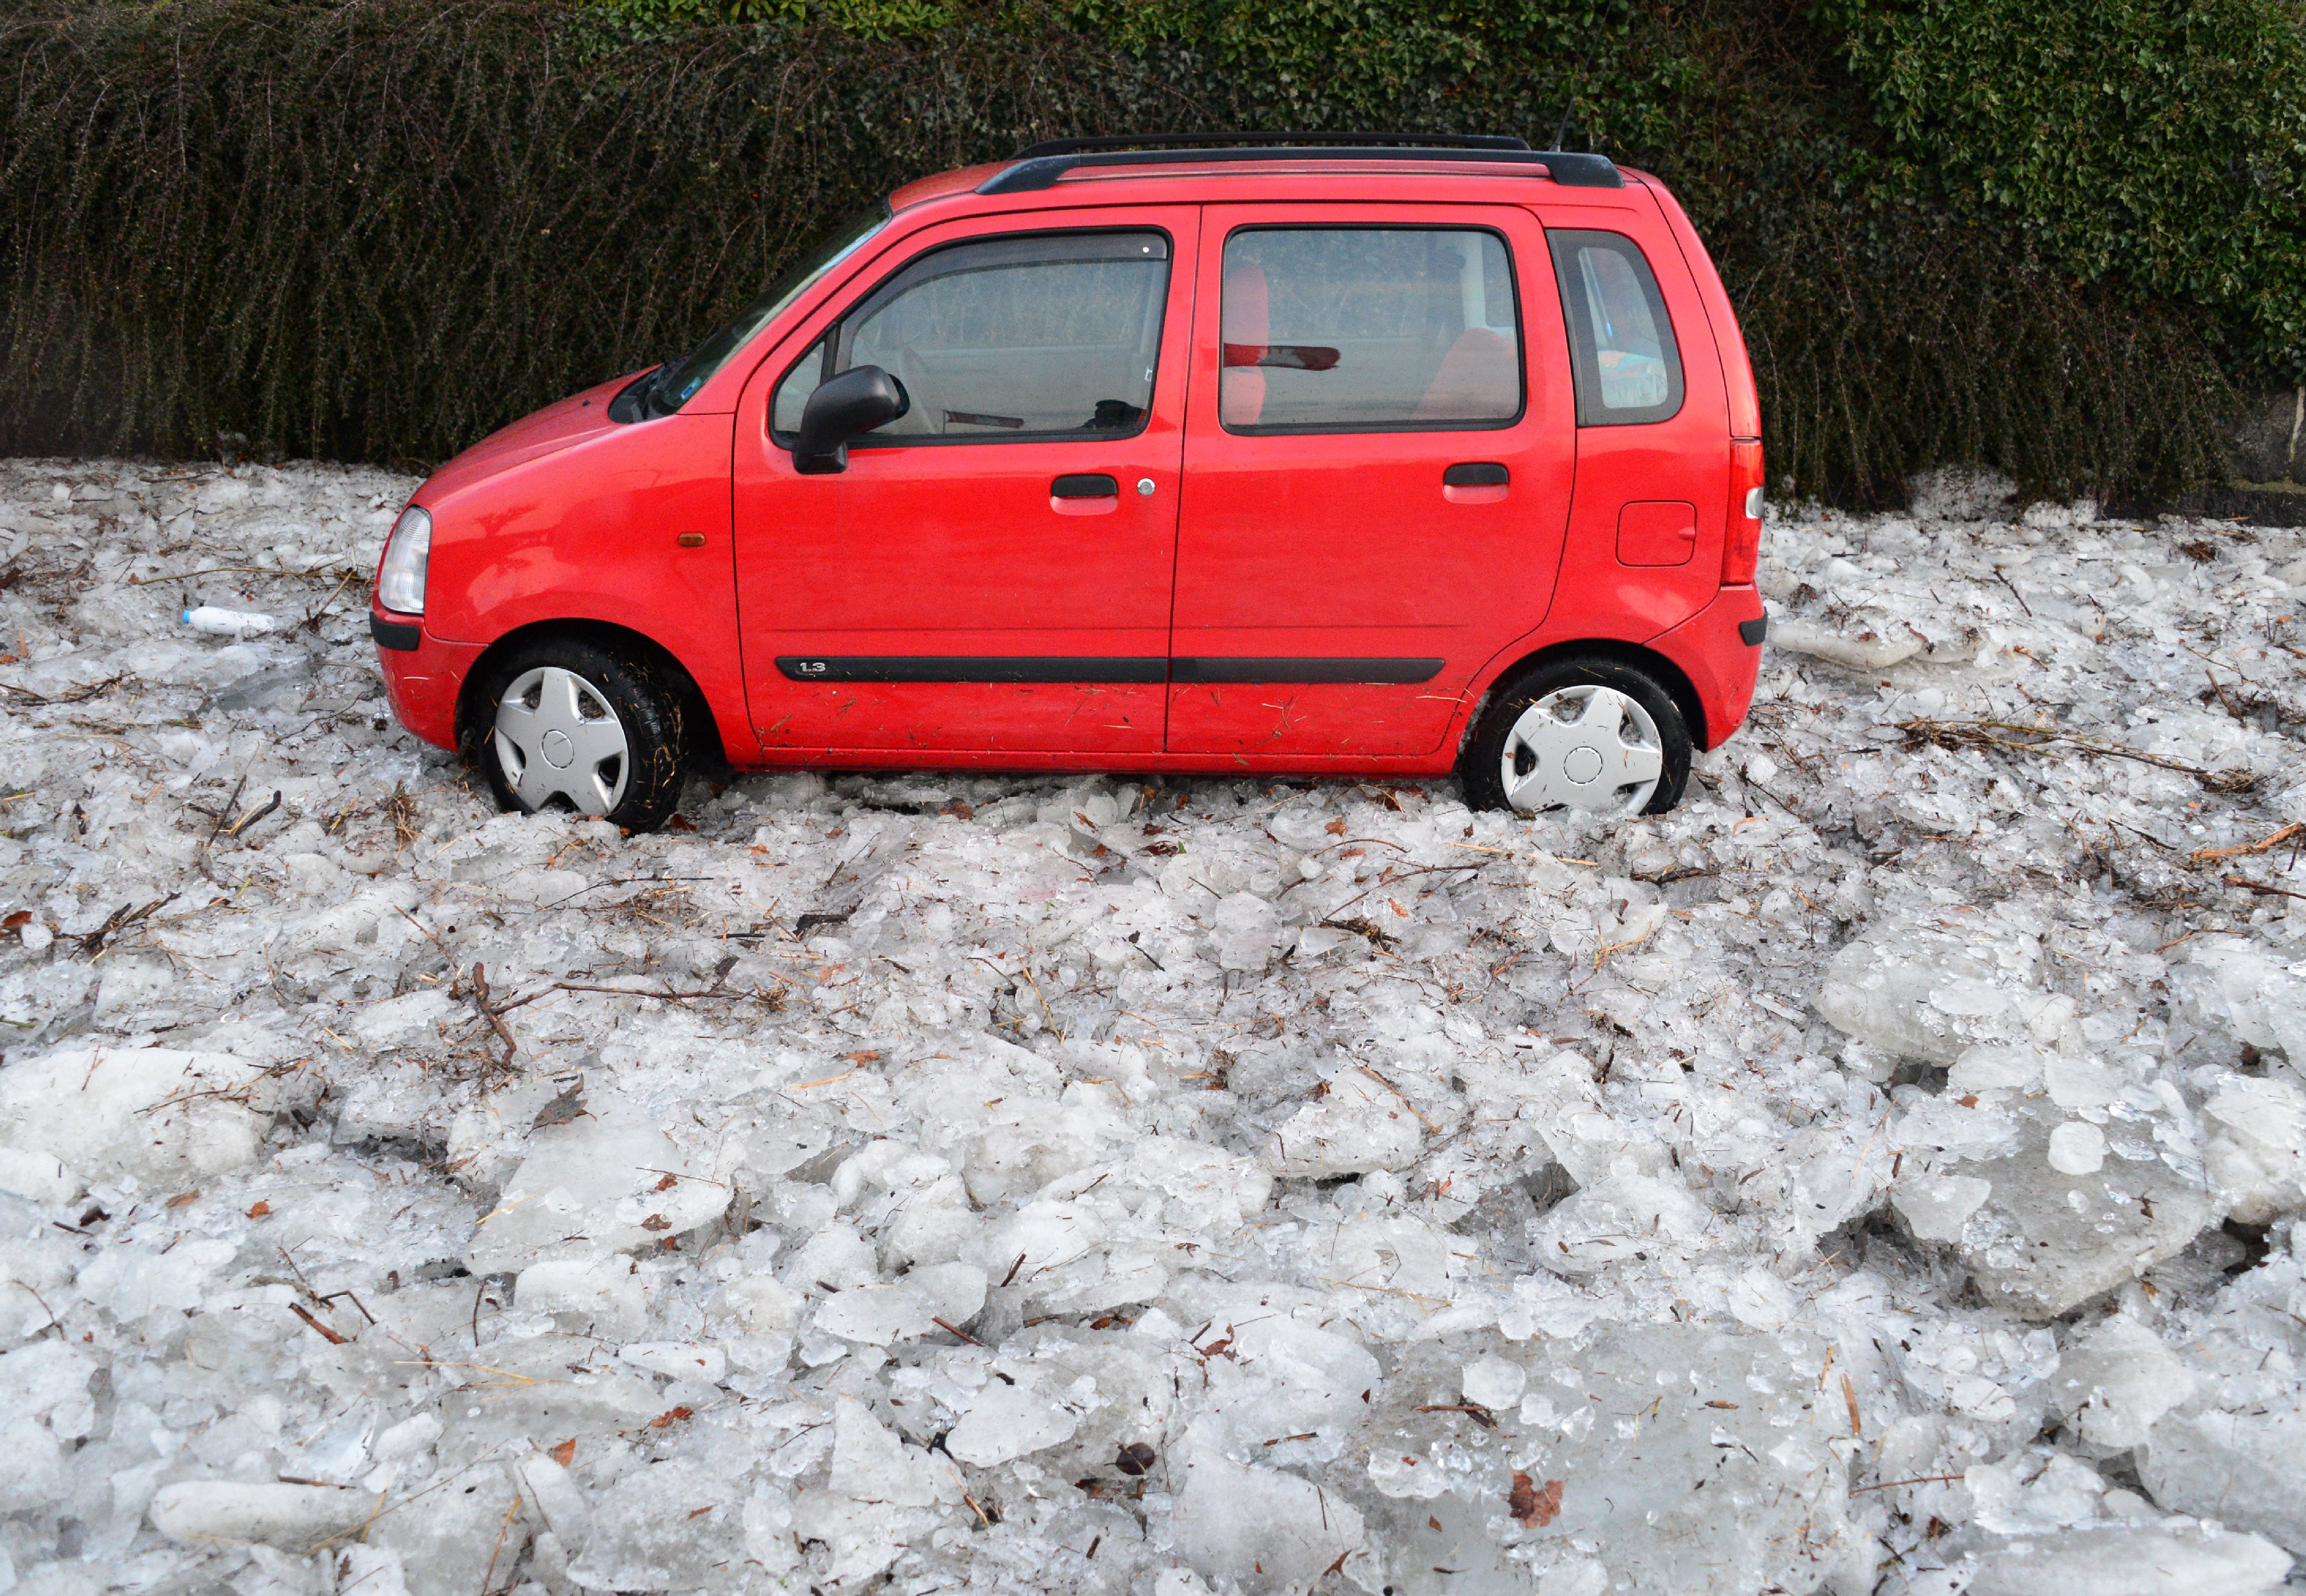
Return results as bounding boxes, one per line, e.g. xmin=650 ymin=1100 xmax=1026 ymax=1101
xmin=732 ymin=207 xmax=1196 ymax=756
xmin=1166 ymin=203 xmax=1575 ymax=760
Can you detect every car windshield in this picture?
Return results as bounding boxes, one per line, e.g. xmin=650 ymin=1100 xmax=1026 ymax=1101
xmin=644 ymin=206 xmax=889 ymax=416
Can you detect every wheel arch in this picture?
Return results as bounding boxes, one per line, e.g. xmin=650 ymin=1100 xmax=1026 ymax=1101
xmin=1455 ymin=637 xmax=1709 ymax=763
xmin=453 ymin=619 xmax=729 ymax=774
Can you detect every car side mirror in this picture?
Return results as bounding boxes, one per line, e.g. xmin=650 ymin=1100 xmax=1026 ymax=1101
xmin=792 ymin=366 xmax=909 ymax=474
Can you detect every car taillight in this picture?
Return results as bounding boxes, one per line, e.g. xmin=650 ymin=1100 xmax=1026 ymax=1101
xmin=1724 ymin=439 xmax=1763 ymax=585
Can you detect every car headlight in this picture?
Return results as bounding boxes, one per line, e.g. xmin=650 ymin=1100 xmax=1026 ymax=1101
xmin=378 ymin=506 xmax=432 ymax=615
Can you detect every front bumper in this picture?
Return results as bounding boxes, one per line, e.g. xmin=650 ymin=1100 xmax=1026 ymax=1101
xmin=1650 ymin=585 xmax=1766 ymax=750
xmin=372 ymin=608 xmax=483 ymax=752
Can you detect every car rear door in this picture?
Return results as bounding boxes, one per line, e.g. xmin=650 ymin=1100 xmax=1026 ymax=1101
xmin=1533 ymin=186 xmax=1731 ymax=640
xmin=1165 ymin=202 xmax=1575 ymax=759
xmin=731 ymin=206 xmax=1196 ymax=756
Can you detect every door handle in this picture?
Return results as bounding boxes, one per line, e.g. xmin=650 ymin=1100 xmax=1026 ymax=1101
xmin=1051 ymin=473 xmax=1120 ymax=516
xmin=1443 ymin=462 xmax=1508 ymax=487
xmin=1442 ymin=461 xmax=1509 ymax=505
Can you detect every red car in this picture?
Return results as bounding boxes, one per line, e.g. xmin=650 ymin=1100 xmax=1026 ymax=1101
xmin=372 ymin=134 xmax=1766 ymax=832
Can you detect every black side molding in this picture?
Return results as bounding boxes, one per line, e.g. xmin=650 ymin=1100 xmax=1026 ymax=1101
xmin=1443 ymin=462 xmax=1509 ymax=487
xmin=1170 ymin=657 xmax=1444 ymax=685
xmin=773 ymin=655 xmax=1449 ymax=685
xmin=1739 ymin=616 xmax=1769 ymax=647
xmin=777 ymin=655 xmax=1166 ymax=684
xmin=371 ymin=613 xmax=422 ymax=651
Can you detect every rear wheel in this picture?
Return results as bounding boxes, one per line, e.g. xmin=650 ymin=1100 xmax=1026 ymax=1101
xmin=1461 ymin=654 xmax=1692 ymax=817
xmin=472 ymin=638 xmax=685 ymax=832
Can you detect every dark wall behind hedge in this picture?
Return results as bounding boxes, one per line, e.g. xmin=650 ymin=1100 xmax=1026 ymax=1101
xmin=0 ymin=0 xmax=2247 ymax=503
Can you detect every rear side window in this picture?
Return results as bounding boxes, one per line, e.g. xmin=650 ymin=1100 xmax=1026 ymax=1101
xmin=1550 ymin=231 xmax=1683 ymax=426
xmin=770 ymin=230 xmax=1169 ymax=444
xmin=1219 ymin=228 xmax=1522 ymax=433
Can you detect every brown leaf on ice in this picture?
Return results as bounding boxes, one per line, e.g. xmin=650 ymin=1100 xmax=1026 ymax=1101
xmin=1114 ymin=1442 xmax=1156 ymax=1475
xmin=2 ymin=910 xmax=30 ymax=931
xmin=648 ymin=1406 xmax=694 ymax=1429
xmin=548 ymin=1439 xmax=576 ymax=1466
xmin=165 ymin=1191 xmax=199 ymax=1208
xmin=245 ymin=1201 xmax=271 ymax=1219
xmin=532 ymin=1077 xmax=587 ymax=1131
xmin=652 ymin=1173 xmax=679 ymax=1192
xmin=640 ymin=1213 xmax=671 ymax=1231
xmin=1508 ymin=1473 xmax=1563 ymax=1527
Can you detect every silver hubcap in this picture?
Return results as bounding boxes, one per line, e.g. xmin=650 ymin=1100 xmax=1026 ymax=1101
xmin=1500 ymin=684 xmax=1665 ymax=815
xmin=493 ymin=666 xmax=629 ymax=816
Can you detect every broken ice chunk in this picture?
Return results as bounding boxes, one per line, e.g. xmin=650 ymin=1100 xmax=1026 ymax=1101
xmin=1816 ymin=925 xmax=2048 ymax=1064
xmin=1517 ymin=1051 xmax=1672 ymax=1185
xmin=2141 ymin=1385 xmax=2306 ymax=1554
xmin=365 ymin=1457 xmax=523 ymax=1592
xmin=1210 ymin=891 xmax=1283 ymax=970
xmin=1948 ymin=1044 xmax=2049 ymax=1097
xmin=563 ymin=1456 xmax=745 ymax=1591
xmin=789 ymin=1398 xmax=962 ymax=1583
xmin=2047 ymin=1122 xmax=2107 ymax=1175
xmin=812 ymin=1261 xmax=986 ymax=1344
xmin=1965 ymin=1521 xmax=2290 ymax=1596
xmin=617 ymin=1340 xmax=727 ymax=1383
xmin=0 ymin=1047 xmax=271 ymax=1198
xmin=2181 ymin=939 xmax=2306 ymax=1066
xmin=148 ymin=1480 xmax=373 ymax=1548
xmin=945 ymin=1375 xmax=1080 ymax=1466
xmin=2043 ymin=1052 xmax=2122 ymax=1112
xmin=1529 ymin=1172 xmax=1712 ymax=1277
xmin=1363 ymin=1327 xmax=1857 ymax=1595
xmin=2201 ymin=1076 xmax=2306 ymax=1224
xmin=1893 ymin=1171 xmax=1995 ymax=1242
xmin=1460 ymin=1354 xmax=1526 ymax=1411
xmin=1899 ymin=1102 xmax=2210 ymax=1319
xmin=1262 ymin=1068 xmax=1425 ymax=1177
xmin=2050 ymin=1316 xmax=2195 ymax=1450
xmin=1768 ymin=617 xmax=1923 ymax=670
xmin=464 ymin=1093 xmax=728 ymax=1273
xmin=515 ymin=1257 xmax=649 ymax=1340
xmin=1168 ymin=1442 xmax=1368 ymax=1594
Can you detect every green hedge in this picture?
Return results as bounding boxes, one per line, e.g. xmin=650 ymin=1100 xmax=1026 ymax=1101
xmin=1828 ymin=0 xmax=2306 ymax=383
xmin=0 ymin=0 xmax=2261 ymax=502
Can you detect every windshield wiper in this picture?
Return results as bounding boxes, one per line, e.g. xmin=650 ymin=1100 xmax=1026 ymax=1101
xmin=609 ymin=353 xmax=690 ymax=424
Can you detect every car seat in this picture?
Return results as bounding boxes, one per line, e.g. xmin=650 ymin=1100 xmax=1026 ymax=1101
xmin=1219 ymin=264 xmax=1268 ymax=427
xmin=1414 ymin=327 xmax=1516 ymax=422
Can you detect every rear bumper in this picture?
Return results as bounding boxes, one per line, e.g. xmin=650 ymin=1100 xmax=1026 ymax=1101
xmin=372 ymin=607 xmax=483 ymax=752
xmin=1650 ymin=585 xmax=1765 ymax=750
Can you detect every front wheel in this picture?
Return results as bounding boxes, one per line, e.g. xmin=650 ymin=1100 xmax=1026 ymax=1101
xmin=1460 ymin=655 xmax=1693 ymax=817
xmin=471 ymin=638 xmax=686 ymax=832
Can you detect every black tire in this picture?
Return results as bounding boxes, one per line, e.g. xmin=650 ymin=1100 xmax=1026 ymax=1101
xmin=468 ymin=636 xmax=687 ymax=833
xmin=1459 ymin=653 xmax=1693 ymax=816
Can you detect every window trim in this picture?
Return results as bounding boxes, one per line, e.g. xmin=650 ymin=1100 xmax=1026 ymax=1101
xmin=766 ymin=225 xmax=1177 ymax=451
xmin=1548 ymin=229 xmax=1685 ymax=427
xmin=1214 ymin=223 xmax=1527 ymax=439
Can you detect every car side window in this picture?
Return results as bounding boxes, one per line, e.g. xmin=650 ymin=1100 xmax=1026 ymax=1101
xmin=770 ymin=230 xmax=1170 ymax=445
xmin=1218 ymin=227 xmax=1522 ymax=433
xmin=1549 ymin=231 xmax=1684 ymax=426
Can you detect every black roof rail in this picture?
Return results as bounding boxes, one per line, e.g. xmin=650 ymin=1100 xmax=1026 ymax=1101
xmin=978 ymin=136 xmax=1621 ymax=196
xmin=1012 ymin=132 xmax=1533 ymax=159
